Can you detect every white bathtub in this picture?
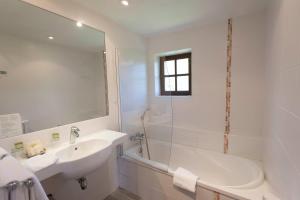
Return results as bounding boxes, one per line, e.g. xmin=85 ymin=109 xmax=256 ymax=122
xmin=125 ymin=139 xmax=264 ymax=190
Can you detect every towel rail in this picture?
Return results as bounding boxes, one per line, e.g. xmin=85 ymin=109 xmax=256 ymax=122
xmin=24 ymin=178 xmax=35 ymax=200
xmin=6 ymin=181 xmax=18 ymax=200
xmin=1 ymin=178 xmax=35 ymax=200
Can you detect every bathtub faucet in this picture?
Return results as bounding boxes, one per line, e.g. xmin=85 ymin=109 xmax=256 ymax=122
xmin=130 ymin=133 xmax=145 ymax=156
xmin=130 ymin=132 xmax=145 ymax=142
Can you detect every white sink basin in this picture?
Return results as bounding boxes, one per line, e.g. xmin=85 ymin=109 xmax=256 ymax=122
xmin=56 ymin=139 xmax=112 ymax=179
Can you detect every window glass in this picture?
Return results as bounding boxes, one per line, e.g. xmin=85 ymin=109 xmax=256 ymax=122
xmin=177 ymin=76 xmax=189 ymax=91
xmin=164 ymin=60 xmax=175 ymax=75
xmin=164 ymin=77 xmax=175 ymax=91
xmin=176 ymin=58 xmax=189 ymax=74
xmin=160 ymin=52 xmax=191 ymax=96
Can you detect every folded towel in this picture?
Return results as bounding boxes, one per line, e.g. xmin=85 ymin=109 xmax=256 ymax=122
xmin=24 ymin=154 xmax=58 ymax=172
xmin=25 ymin=140 xmax=46 ymax=158
xmin=173 ymin=167 xmax=198 ymax=193
xmin=0 ymin=155 xmax=48 ymax=200
xmin=0 ymin=113 xmax=23 ymax=138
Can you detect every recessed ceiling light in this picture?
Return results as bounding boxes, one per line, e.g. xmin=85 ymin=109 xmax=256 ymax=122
xmin=48 ymin=36 xmax=54 ymax=40
xmin=76 ymin=21 xmax=83 ymax=27
xmin=121 ymin=0 xmax=129 ymax=6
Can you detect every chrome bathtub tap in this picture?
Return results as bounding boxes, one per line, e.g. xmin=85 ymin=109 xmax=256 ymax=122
xmin=70 ymin=126 xmax=80 ymax=144
xmin=130 ymin=132 xmax=145 ymax=142
xmin=130 ymin=132 xmax=145 ymax=156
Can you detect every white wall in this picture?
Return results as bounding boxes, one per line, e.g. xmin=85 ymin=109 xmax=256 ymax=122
xmin=0 ymin=33 xmax=106 ymax=133
xmin=263 ymin=0 xmax=300 ymax=199
xmin=230 ymin=12 xmax=266 ymax=160
xmin=146 ymin=12 xmax=266 ymax=161
xmin=0 ymin=0 xmax=147 ymax=200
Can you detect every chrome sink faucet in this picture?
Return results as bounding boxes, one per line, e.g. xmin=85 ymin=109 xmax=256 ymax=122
xmin=70 ymin=126 xmax=80 ymax=144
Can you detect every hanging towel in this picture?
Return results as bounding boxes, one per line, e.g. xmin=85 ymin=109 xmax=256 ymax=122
xmin=0 ymin=113 xmax=23 ymax=138
xmin=173 ymin=167 xmax=198 ymax=193
xmin=0 ymin=154 xmax=48 ymax=200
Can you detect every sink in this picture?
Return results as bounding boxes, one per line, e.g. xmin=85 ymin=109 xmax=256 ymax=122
xmin=56 ymin=139 xmax=112 ymax=179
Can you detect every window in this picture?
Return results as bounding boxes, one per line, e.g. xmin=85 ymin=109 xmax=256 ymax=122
xmin=160 ymin=52 xmax=192 ymax=96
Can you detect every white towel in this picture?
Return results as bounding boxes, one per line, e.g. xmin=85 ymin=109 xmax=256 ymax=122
xmin=24 ymin=154 xmax=58 ymax=172
xmin=0 ymin=113 xmax=23 ymax=138
xmin=173 ymin=167 xmax=198 ymax=193
xmin=0 ymin=155 xmax=48 ymax=200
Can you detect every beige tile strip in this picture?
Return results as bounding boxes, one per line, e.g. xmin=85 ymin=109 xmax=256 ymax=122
xmin=215 ymin=192 xmax=221 ymax=200
xmin=224 ymin=18 xmax=233 ymax=154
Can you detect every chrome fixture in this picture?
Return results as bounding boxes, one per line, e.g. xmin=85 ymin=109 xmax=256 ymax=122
xmin=24 ymin=178 xmax=34 ymax=200
xmin=130 ymin=132 xmax=145 ymax=157
xmin=141 ymin=109 xmax=151 ymax=160
xmin=47 ymin=194 xmax=56 ymax=200
xmin=6 ymin=181 xmax=18 ymax=200
xmin=70 ymin=126 xmax=80 ymax=144
xmin=77 ymin=177 xmax=88 ymax=190
xmin=130 ymin=132 xmax=145 ymax=142
xmin=4 ymin=179 xmax=35 ymax=200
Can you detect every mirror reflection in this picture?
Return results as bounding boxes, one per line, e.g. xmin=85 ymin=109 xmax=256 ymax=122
xmin=0 ymin=0 xmax=108 ymax=138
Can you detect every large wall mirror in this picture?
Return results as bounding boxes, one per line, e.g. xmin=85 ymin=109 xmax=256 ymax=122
xmin=0 ymin=0 xmax=108 ymax=139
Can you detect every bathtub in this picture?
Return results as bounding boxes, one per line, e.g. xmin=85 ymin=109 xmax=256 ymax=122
xmin=125 ymin=139 xmax=264 ymax=190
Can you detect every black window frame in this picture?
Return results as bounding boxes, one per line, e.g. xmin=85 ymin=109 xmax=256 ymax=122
xmin=160 ymin=52 xmax=192 ymax=96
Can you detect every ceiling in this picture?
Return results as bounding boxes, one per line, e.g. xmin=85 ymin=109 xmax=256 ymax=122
xmin=0 ymin=0 xmax=105 ymax=53
xmin=70 ymin=0 xmax=270 ymax=36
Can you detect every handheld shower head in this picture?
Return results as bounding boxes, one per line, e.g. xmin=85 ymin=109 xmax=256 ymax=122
xmin=140 ymin=108 xmax=151 ymax=160
xmin=141 ymin=108 xmax=150 ymax=121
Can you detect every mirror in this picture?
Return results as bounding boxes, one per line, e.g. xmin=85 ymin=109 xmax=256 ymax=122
xmin=0 ymin=0 xmax=108 ymax=138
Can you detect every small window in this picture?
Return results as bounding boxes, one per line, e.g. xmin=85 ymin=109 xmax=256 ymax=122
xmin=160 ymin=52 xmax=192 ymax=96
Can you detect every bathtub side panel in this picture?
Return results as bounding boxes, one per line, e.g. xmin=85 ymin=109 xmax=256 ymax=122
xmin=118 ymin=158 xmax=195 ymax=200
xmin=196 ymin=188 xmax=237 ymax=200
xmin=196 ymin=187 xmax=216 ymax=200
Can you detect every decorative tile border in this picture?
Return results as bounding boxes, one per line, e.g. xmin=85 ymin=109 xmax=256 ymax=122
xmin=215 ymin=192 xmax=221 ymax=200
xmin=224 ymin=18 xmax=233 ymax=154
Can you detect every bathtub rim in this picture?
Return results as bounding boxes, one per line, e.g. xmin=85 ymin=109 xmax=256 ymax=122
xmin=125 ymin=143 xmax=264 ymax=188
xmin=121 ymin=155 xmax=253 ymax=200
xmin=123 ymin=144 xmax=267 ymax=200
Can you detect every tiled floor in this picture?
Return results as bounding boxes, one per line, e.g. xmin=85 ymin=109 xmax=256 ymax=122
xmin=104 ymin=188 xmax=141 ymax=200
